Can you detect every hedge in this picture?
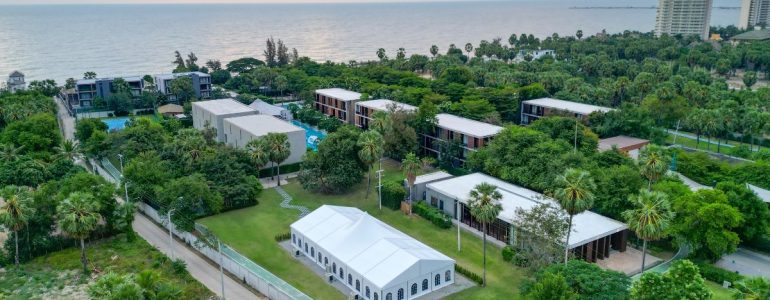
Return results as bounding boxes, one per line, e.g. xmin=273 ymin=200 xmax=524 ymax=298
xmin=381 ymin=180 xmax=406 ymax=210
xmin=258 ymin=162 xmax=303 ymax=178
xmin=274 ymin=232 xmax=292 ymax=242
xmin=695 ymin=263 xmax=743 ymax=284
xmin=502 ymin=245 xmax=515 ymax=262
xmin=455 ymin=264 xmax=483 ymax=285
xmin=413 ymin=201 xmax=452 ymax=229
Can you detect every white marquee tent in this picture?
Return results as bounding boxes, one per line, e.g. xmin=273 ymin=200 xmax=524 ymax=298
xmin=290 ymin=205 xmax=455 ymax=300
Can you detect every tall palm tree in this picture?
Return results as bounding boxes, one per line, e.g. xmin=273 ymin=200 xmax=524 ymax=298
xmin=57 ymin=192 xmax=101 ymax=273
xmin=638 ymin=145 xmax=669 ymax=190
xmin=357 ymin=130 xmax=384 ymax=199
xmin=468 ymin=182 xmax=503 ymax=287
xmin=246 ymin=138 xmax=270 ymax=172
xmin=114 ymin=201 xmax=136 ymax=242
xmin=401 ymin=153 xmax=421 ymax=214
xmin=55 ymin=139 xmax=80 ymax=161
xmin=622 ymin=189 xmax=674 ymax=273
xmin=369 ymin=111 xmax=391 ymax=170
xmin=265 ymin=133 xmax=291 ymax=186
xmin=553 ymin=168 xmax=595 ymax=264
xmin=702 ymin=109 xmax=721 ymax=151
xmin=0 ymin=186 xmax=35 ymax=267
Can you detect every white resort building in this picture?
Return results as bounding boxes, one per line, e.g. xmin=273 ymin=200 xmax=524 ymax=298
xmin=222 ymin=114 xmax=306 ymax=166
xmin=191 ymin=98 xmax=257 ymax=142
xmin=290 ymin=205 xmax=456 ymax=300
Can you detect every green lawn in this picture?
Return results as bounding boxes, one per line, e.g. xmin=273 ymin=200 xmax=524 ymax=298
xmin=707 ymin=280 xmax=733 ymax=300
xmin=0 ymin=235 xmax=211 ymax=300
xmin=666 ymin=131 xmax=767 ymax=153
xmin=200 ymin=161 xmax=528 ymax=299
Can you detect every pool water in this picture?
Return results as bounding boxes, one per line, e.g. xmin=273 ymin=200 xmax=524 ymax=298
xmin=291 ymin=120 xmax=326 ymax=151
xmin=102 ymin=117 xmax=131 ymax=131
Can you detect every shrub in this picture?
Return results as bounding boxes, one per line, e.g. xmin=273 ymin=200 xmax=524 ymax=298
xmin=502 ymin=246 xmax=515 ymax=262
xmin=413 ymin=201 xmax=452 ymax=229
xmin=381 ymin=180 xmax=406 ymax=210
xmin=274 ymin=232 xmax=292 ymax=242
xmin=695 ymin=263 xmax=743 ymax=284
xmin=171 ymin=259 xmax=187 ymax=275
xmin=455 ymin=264 xmax=483 ymax=285
xmin=258 ymin=162 xmax=303 ymax=178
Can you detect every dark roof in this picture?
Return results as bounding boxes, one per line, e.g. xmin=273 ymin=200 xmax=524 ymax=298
xmin=9 ymin=71 xmax=24 ymax=77
xmin=731 ymin=30 xmax=770 ymax=41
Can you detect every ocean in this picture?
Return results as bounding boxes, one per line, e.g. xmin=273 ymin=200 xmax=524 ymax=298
xmin=0 ymin=0 xmax=740 ymax=82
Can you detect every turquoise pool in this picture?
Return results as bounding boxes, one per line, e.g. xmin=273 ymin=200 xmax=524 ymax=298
xmin=102 ymin=117 xmax=131 ymax=131
xmin=292 ymin=120 xmax=326 ymax=151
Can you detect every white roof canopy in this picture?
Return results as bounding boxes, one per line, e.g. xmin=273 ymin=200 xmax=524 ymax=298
xmin=192 ymin=98 xmax=255 ymax=115
xmin=427 ymin=173 xmax=627 ymax=248
xmin=315 ymin=88 xmax=362 ymax=101
xmin=357 ymin=99 xmax=417 ymax=112
xmin=291 ymin=205 xmax=454 ymax=290
xmin=225 ymin=115 xmax=303 ymax=136
xmin=435 ymin=113 xmax=503 ymax=138
xmin=523 ymin=98 xmax=614 ymax=115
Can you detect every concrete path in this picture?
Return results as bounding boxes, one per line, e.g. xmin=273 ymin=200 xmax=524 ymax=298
xmin=716 ymin=248 xmax=770 ymax=278
xmin=275 ymin=186 xmax=310 ymax=218
xmin=669 ymin=171 xmax=711 ymax=191
xmin=54 ymin=96 xmax=76 ymax=141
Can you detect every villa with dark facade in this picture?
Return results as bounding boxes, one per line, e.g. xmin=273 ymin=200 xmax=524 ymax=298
xmin=314 ymin=88 xmax=362 ymax=124
xmin=520 ymin=98 xmax=613 ymax=125
xmin=420 ymin=113 xmax=503 ymax=164
xmin=355 ymin=99 xmax=417 ymax=129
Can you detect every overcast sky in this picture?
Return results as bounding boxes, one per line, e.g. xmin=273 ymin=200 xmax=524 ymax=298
xmin=0 ymin=0 xmax=479 ymax=4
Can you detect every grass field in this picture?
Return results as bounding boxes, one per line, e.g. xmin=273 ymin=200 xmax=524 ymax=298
xmin=199 ymin=161 xmax=528 ymax=299
xmin=707 ymin=280 xmax=733 ymax=300
xmin=0 ymin=235 xmax=211 ymax=300
xmin=666 ymin=131 xmax=767 ymax=153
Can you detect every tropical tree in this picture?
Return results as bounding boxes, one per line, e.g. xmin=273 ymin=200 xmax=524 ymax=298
xmin=743 ymin=71 xmax=758 ymax=90
xmin=114 ymin=201 xmax=136 ymax=242
xmin=638 ymin=145 xmax=669 ymax=189
xmin=357 ymin=130 xmax=384 ymax=198
xmin=246 ymin=138 xmax=270 ymax=171
xmin=0 ymin=186 xmax=34 ymax=266
xmin=576 ymin=29 xmax=584 ymax=40
xmin=0 ymin=143 xmax=24 ymax=162
xmin=622 ymin=189 xmax=674 ymax=273
xmin=523 ymin=273 xmax=579 ymax=300
xmin=377 ymin=48 xmax=387 ymax=61
xmin=55 ymin=139 xmax=80 ymax=161
xmin=57 ymin=192 xmax=101 ymax=272
xmin=369 ymin=111 xmax=391 ymax=169
xmin=265 ymin=132 xmax=291 ymax=186
xmin=468 ymin=182 xmax=503 ymax=287
xmin=464 ymin=43 xmax=474 ymax=61
xmin=732 ymin=277 xmax=770 ymax=300
xmin=553 ymin=168 xmax=595 ymax=264
xmin=401 ymin=152 xmax=421 ymax=214
xmin=430 ymin=45 xmax=439 ymax=58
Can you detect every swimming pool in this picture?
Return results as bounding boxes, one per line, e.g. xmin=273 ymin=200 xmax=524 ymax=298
xmin=102 ymin=117 xmax=131 ymax=131
xmin=291 ymin=120 xmax=326 ymax=151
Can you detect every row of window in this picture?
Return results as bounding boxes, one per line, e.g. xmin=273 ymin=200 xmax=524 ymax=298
xmin=293 ymin=234 xmax=453 ymax=300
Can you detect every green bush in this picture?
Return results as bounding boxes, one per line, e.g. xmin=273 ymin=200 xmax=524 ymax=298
xmin=695 ymin=263 xmax=743 ymax=284
xmin=258 ymin=162 xmax=303 ymax=178
xmin=171 ymin=259 xmax=187 ymax=275
xmin=274 ymin=232 xmax=292 ymax=242
xmin=502 ymin=246 xmax=515 ymax=262
xmin=455 ymin=264 xmax=483 ymax=285
xmin=413 ymin=201 xmax=452 ymax=229
xmin=381 ymin=180 xmax=406 ymax=210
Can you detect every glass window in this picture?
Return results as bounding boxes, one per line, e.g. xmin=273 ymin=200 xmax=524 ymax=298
xmin=374 ymin=292 xmax=379 ymax=300
xmin=445 ymin=270 xmax=451 ymax=282
xmin=397 ymin=288 xmax=404 ymax=300
xmin=339 ymin=268 xmax=344 ymax=279
xmin=356 ymin=280 xmax=360 ymax=291
xmin=435 ymin=274 xmax=441 ymax=286
xmin=411 ymin=283 xmax=417 ymax=295
xmin=422 ymin=279 xmax=428 ymax=291
xmin=304 ymin=244 xmax=308 ymax=253
xmin=324 ymin=257 xmax=328 ymax=265
xmin=348 ymin=274 xmax=352 ymax=285
xmin=333 ymin=263 xmax=337 ymax=273
xmin=311 ymin=247 xmax=314 ymax=257
xmin=365 ymin=287 xmax=370 ymax=298
xmin=386 ymin=293 xmax=392 ymax=300
xmin=292 ymin=234 xmax=295 ymax=243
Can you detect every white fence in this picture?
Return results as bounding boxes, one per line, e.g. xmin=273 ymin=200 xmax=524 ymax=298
xmin=135 ymin=201 xmax=311 ymax=300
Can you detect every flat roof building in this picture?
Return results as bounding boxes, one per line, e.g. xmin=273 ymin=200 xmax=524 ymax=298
xmin=314 ymin=88 xmax=362 ymax=124
xmin=222 ymin=115 xmax=306 ymax=166
xmin=426 ymin=173 xmax=628 ymax=262
xmin=730 ymin=29 xmax=770 ymax=44
xmin=421 ymin=114 xmax=504 ymax=165
xmin=355 ymin=99 xmax=417 ymax=129
xmin=654 ymin=0 xmax=713 ymax=40
xmin=248 ymin=99 xmax=293 ymax=121
xmin=290 ymin=205 xmax=455 ymax=300
xmin=406 ymin=171 xmax=454 ymax=202
xmin=521 ymin=98 xmax=614 ymax=125
xmin=192 ymin=98 xmax=257 ymax=142
xmin=598 ymin=136 xmax=650 ymax=160
xmin=155 ymin=71 xmax=212 ymax=102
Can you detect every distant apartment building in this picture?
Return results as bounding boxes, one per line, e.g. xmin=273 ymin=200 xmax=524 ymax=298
xmin=654 ymin=0 xmax=713 ymax=40
xmin=6 ymin=71 xmax=25 ymax=93
xmin=314 ymin=88 xmax=362 ymax=124
xmin=191 ymin=98 xmax=257 ymax=142
xmin=740 ymin=0 xmax=770 ymax=29
xmin=64 ymin=76 xmax=145 ymax=108
xmin=155 ymin=71 xmax=212 ymax=102
xmin=354 ymin=99 xmax=417 ymax=129
xmin=520 ymin=98 xmax=613 ymax=125
xmin=420 ymin=113 xmax=503 ymax=163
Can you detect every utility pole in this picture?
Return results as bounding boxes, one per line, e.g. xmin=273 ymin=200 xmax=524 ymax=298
xmin=672 ymin=119 xmax=681 ymax=146
xmin=376 ymin=169 xmax=384 ymax=210
xmin=167 ymin=207 xmax=176 ymax=260
xmin=573 ymin=118 xmax=578 ymax=152
xmin=118 ymin=153 xmax=124 ymax=173
xmin=123 ymin=181 xmax=129 ymax=203
xmin=457 ymin=199 xmax=461 ymax=252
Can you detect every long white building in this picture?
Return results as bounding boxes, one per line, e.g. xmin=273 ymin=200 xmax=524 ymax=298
xmin=655 ymin=0 xmax=713 ymax=40
xmin=740 ymin=0 xmax=770 ymax=29
xmin=291 ymin=205 xmax=455 ymax=300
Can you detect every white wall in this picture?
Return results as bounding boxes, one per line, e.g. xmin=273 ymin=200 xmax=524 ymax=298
xmin=222 ymin=121 xmax=306 ymax=167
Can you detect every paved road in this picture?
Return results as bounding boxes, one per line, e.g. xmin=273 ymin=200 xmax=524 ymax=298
xmin=669 ymin=171 xmax=711 ymax=191
xmin=54 ymin=96 xmax=76 ymax=141
xmin=717 ymin=248 xmax=770 ymax=278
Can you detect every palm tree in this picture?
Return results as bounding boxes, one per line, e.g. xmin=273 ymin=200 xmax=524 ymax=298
xmin=57 ymin=192 xmax=101 ymax=273
xmin=732 ymin=277 xmax=770 ymax=299
xmin=464 ymin=43 xmax=473 ymax=62
xmin=55 ymin=139 xmax=80 ymax=161
xmin=553 ymin=168 xmax=595 ymax=264
xmin=246 ymin=138 xmax=270 ymax=172
xmin=114 ymin=201 xmax=136 ymax=242
xmin=369 ymin=111 xmax=391 ymax=170
xmin=0 ymin=186 xmax=34 ymax=267
xmin=357 ymin=130 xmax=384 ymax=199
xmin=401 ymin=153 xmax=421 ymax=214
xmin=638 ymin=145 xmax=669 ymax=190
xmin=265 ymin=133 xmax=291 ymax=186
xmin=702 ymin=109 xmax=721 ymax=151
xmin=430 ymin=45 xmax=439 ymax=59
xmin=468 ymin=182 xmax=503 ymax=287
xmin=0 ymin=143 xmax=24 ymax=162
xmin=622 ymin=189 xmax=674 ymax=273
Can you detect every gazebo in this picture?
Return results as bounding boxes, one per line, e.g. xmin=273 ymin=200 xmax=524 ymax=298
xmin=157 ymin=104 xmax=184 ymax=117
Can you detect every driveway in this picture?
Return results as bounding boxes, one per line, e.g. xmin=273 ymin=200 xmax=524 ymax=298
xmin=716 ymin=248 xmax=770 ymax=278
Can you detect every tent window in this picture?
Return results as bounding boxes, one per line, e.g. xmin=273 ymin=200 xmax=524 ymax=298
xmin=304 ymin=244 xmax=308 ymax=253
xmin=324 ymin=257 xmax=328 ymax=265
xmin=333 ymin=263 xmax=337 ymax=273
xmin=298 ymin=239 xmax=302 ymax=247
xmin=435 ymin=274 xmax=441 ymax=286
xmin=339 ymin=268 xmax=344 ymax=279
xmin=411 ymin=283 xmax=417 ymax=295
xmin=292 ymin=234 xmax=295 ymax=244
xmin=317 ymin=252 xmax=322 ymax=262
xmin=374 ymin=292 xmax=379 ymax=300
xmin=356 ymin=280 xmax=360 ymax=291
xmin=365 ymin=287 xmax=370 ymax=298
xmin=422 ymin=279 xmax=428 ymax=291
xmin=397 ymin=288 xmax=404 ymax=300
xmin=311 ymin=247 xmax=315 ymax=257
xmin=348 ymin=274 xmax=352 ymax=285
xmin=445 ymin=270 xmax=451 ymax=282
xmin=386 ymin=293 xmax=392 ymax=300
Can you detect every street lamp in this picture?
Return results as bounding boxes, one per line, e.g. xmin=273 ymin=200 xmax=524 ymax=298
xmin=168 ymin=205 xmax=177 ymax=260
xmin=376 ymin=169 xmax=384 ymax=210
xmin=117 ymin=153 xmax=124 ymax=174
xmin=123 ymin=180 xmax=130 ymax=203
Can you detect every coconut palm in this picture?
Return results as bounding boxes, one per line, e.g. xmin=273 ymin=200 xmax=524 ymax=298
xmin=0 ymin=143 xmax=24 ymax=162
xmin=638 ymin=145 xmax=669 ymax=189
xmin=246 ymin=138 xmax=270 ymax=171
xmin=369 ymin=111 xmax=391 ymax=170
xmin=553 ymin=168 xmax=595 ymax=264
xmin=468 ymin=182 xmax=503 ymax=287
xmin=57 ymin=192 xmax=101 ymax=272
xmin=0 ymin=186 xmax=35 ymax=267
xmin=265 ymin=133 xmax=291 ymax=186
xmin=357 ymin=130 xmax=384 ymax=199
xmin=464 ymin=43 xmax=474 ymax=62
xmin=173 ymin=128 xmax=207 ymax=167
xmin=622 ymin=189 xmax=674 ymax=273
xmin=401 ymin=153 xmax=421 ymax=214
xmin=114 ymin=201 xmax=136 ymax=242
xmin=55 ymin=139 xmax=80 ymax=161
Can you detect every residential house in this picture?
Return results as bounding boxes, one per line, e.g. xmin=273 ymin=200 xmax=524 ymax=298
xmin=6 ymin=71 xmax=25 ymax=93
xmin=420 ymin=113 xmax=503 ymax=164
xmin=314 ymin=88 xmax=362 ymax=124
xmin=155 ymin=71 xmax=212 ymax=102
xmin=355 ymin=99 xmax=417 ymax=129
xmin=222 ymin=115 xmax=306 ymax=166
xmin=63 ymin=75 xmax=145 ymax=108
xmin=191 ymin=98 xmax=257 ymax=142
xmin=248 ymin=99 xmax=293 ymax=121
xmin=520 ymin=98 xmax=613 ymax=125
xmin=598 ymin=136 xmax=650 ymax=160
xmin=655 ymin=0 xmax=713 ymax=40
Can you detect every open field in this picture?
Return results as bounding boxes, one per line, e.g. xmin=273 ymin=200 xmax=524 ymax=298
xmin=200 ymin=161 xmax=528 ymax=299
xmin=706 ymin=280 xmax=733 ymax=300
xmin=0 ymin=235 xmax=211 ymax=300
